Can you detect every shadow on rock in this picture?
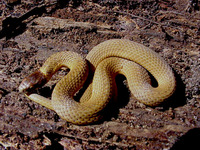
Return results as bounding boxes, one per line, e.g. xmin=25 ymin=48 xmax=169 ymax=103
xmin=170 ymin=128 xmax=200 ymax=150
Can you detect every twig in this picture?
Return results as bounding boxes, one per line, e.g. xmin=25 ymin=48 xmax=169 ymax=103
xmin=107 ymin=10 xmax=161 ymax=25
xmin=107 ymin=10 xmax=199 ymax=29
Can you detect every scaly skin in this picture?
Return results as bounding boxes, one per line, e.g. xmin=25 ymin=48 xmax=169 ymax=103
xmin=19 ymin=39 xmax=176 ymax=125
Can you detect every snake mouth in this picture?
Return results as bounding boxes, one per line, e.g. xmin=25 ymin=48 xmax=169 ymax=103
xmin=19 ymin=70 xmax=48 ymax=93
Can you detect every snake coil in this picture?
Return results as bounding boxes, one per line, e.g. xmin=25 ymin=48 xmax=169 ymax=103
xmin=19 ymin=39 xmax=176 ymax=125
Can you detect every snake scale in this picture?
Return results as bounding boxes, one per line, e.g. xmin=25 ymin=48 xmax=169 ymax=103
xmin=19 ymin=39 xmax=176 ymax=125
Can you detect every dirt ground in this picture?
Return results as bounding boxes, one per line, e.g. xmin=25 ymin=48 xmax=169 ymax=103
xmin=0 ymin=0 xmax=200 ymax=149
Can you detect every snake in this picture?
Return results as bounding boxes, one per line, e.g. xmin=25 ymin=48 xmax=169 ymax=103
xmin=19 ymin=39 xmax=176 ymax=125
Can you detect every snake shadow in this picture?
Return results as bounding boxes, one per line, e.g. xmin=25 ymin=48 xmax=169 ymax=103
xmin=158 ymin=70 xmax=186 ymax=110
xmin=99 ymin=74 xmax=131 ymax=123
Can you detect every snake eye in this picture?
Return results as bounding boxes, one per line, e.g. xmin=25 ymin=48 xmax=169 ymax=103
xmin=19 ymin=70 xmax=48 ymax=93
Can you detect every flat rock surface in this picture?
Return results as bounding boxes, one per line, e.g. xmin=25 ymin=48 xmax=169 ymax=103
xmin=0 ymin=0 xmax=200 ymax=149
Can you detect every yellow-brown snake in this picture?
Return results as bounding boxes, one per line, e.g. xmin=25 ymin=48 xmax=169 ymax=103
xmin=19 ymin=39 xmax=176 ymax=125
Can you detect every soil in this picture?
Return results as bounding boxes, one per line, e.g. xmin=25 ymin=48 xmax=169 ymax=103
xmin=0 ymin=0 xmax=200 ymax=149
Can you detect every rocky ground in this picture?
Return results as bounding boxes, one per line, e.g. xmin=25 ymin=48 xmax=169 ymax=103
xmin=0 ymin=0 xmax=200 ymax=149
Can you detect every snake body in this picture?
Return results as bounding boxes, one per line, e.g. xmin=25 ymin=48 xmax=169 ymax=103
xmin=19 ymin=39 xmax=176 ymax=125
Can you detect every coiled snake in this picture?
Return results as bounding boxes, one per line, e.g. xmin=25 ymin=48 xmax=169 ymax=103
xmin=19 ymin=39 xmax=176 ymax=125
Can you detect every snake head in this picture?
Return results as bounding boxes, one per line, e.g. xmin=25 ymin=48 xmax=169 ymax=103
xmin=19 ymin=70 xmax=48 ymax=93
